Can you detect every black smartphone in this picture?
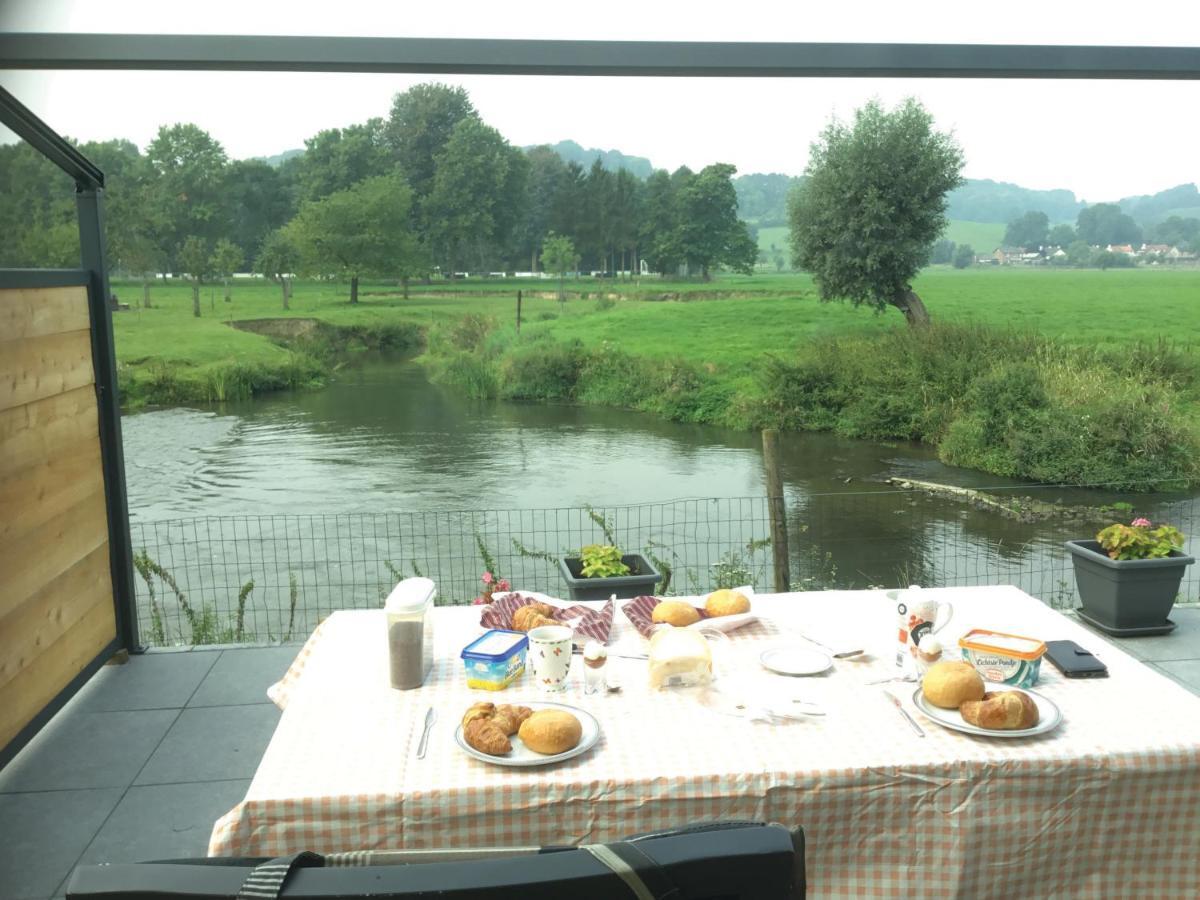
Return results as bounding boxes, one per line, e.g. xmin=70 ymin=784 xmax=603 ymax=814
xmin=1044 ymin=640 xmax=1109 ymax=678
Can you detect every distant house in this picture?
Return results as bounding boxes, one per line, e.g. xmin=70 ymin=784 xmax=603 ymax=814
xmin=1140 ymin=243 xmax=1171 ymax=255
xmin=1166 ymin=246 xmax=1198 ymax=262
xmin=993 ymin=246 xmax=1044 ymax=265
xmin=1106 ymin=244 xmax=1135 ymax=255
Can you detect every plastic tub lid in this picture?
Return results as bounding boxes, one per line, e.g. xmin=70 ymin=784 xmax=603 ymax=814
xmin=462 ymin=629 xmax=528 ymax=661
xmin=385 ymin=577 xmax=437 ymax=614
xmin=958 ymin=629 xmax=1045 ymax=660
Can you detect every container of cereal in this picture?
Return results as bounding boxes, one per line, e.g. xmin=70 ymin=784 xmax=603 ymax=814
xmin=461 ymin=630 xmax=528 ymax=691
xmin=959 ymin=629 xmax=1046 ymax=688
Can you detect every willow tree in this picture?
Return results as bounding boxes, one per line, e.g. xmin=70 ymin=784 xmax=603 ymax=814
xmin=788 ymin=98 xmax=964 ymax=326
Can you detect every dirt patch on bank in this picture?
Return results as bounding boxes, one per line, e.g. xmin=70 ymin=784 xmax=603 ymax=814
xmin=228 ymin=318 xmax=323 ymax=340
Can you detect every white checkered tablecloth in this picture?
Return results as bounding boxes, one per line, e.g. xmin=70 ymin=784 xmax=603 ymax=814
xmin=209 ymin=587 xmax=1200 ymax=898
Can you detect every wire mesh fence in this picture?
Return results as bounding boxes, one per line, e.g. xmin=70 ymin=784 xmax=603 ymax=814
xmin=129 ymin=488 xmax=1199 ymax=647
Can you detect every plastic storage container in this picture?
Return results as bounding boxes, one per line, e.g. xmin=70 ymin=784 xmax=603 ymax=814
xmin=385 ymin=577 xmax=437 ymax=690
xmin=461 ymin=630 xmax=528 ymax=691
xmin=959 ymin=629 xmax=1045 ymax=688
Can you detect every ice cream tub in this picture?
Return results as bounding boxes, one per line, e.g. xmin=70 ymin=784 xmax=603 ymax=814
xmin=461 ymin=629 xmax=528 ymax=691
xmin=959 ymin=629 xmax=1045 ymax=688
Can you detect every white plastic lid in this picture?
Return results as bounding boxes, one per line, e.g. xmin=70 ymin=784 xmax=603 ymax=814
xmin=385 ymin=577 xmax=437 ymax=614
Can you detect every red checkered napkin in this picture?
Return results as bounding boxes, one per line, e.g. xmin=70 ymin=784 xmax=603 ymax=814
xmin=621 ymin=595 xmax=712 ymax=638
xmin=479 ymin=591 xmax=615 ymax=644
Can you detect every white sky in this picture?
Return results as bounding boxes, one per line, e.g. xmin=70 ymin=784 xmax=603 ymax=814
xmin=2 ymin=0 xmax=1199 ymax=202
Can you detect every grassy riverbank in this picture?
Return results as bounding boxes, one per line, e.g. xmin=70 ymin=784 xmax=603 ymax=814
xmin=112 ymin=268 xmax=1200 ymax=488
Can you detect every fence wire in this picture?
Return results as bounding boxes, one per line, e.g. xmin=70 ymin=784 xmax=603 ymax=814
xmin=129 ymin=489 xmax=1199 ymax=647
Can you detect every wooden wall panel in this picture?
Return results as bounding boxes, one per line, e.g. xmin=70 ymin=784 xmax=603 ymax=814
xmin=0 ymin=285 xmax=116 ymax=753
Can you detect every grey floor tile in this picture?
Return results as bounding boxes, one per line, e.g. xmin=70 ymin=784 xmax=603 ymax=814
xmin=0 ymin=709 xmax=178 ymax=793
xmin=71 ymin=651 xmax=220 ymax=712
xmin=187 ymin=647 xmax=299 ymax=707
xmin=1152 ymin=660 xmax=1200 ymax=695
xmin=77 ymin=779 xmax=250 ymax=866
xmin=135 ymin=705 xmax=279 ymax=785
xmin=1078 ymin=607 xmax=1200 ymax=663
xmin=0 ymin=788 xmax=122 ymax=899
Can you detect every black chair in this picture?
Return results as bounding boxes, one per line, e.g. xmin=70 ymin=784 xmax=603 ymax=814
xmin=65 ymin=820 xmax=804 ymax=899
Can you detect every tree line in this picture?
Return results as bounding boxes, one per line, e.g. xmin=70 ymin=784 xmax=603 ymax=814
xmin=0 ymin=83 xmax=756 ymax=306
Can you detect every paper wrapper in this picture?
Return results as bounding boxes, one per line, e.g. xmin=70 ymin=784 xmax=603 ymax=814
xmin=479 ymin=591 xmax=614 ymax=645
xmin=621 ymin=595 xmax=712 ymax=639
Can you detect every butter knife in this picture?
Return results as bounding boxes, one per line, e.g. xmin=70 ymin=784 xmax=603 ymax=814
xmin=416 ymin=706 xmax=436 ymax=759
xmin=882 ymin=689 xmax=924 ymax=737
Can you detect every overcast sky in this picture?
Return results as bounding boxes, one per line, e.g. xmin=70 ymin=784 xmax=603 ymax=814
xmin=2 ymin=0 xmax=1198 ymax=202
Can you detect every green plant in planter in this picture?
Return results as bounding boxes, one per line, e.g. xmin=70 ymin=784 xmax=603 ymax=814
xmin=1096 ymin=518 xmax=1185 ymax=560
xmin=579 ymin=544 xmax=631 ymax=578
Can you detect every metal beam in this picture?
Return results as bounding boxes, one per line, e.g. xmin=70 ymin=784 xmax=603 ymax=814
xmin=0 ymin=85 xmax=104 ymax=189
xmin=1 ymin=33 xmax=1199 ymax=79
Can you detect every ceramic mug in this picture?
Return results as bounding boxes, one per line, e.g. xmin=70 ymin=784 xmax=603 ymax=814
xmin=527 ymin=625 xmax=573 ymax=692
xmin=889 ymin=587 xmax=953 ymax=668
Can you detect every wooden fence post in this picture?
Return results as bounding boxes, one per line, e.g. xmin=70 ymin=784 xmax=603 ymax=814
xmin=516 ymin=290 xmax=522 ymax=335
xmin=762 ymin=429 xmax=791 ymax=593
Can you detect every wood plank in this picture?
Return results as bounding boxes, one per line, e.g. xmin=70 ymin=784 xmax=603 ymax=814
xmin=0 ymin=595 xmax=115 ymax=751
xmin=0 ymin=487 xmax=109 ymax=621
xmin=0 ymin=286 xmax=90 ymax=341
xmin=0 ymin=329 xmax=95 ymax=413
xmin=0 ymin=385 xmax=99 ymax=482
xmin=0 ymin=440 xmax=104 ymax=544
xmin=0 ymin=544 xmax=112 ymax=693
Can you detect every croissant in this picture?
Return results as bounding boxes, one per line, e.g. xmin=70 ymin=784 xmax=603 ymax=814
xmin=512 ymin=605 xmax=557 ymax=632
xmin=493 ymin=704 xmax=534 ymax=735
xmin=960 ymin=691 xmax=1039 ymax=730
xmin=462 ymin=702 xmax=496 ymax=729
xmin=464 ymin=717 xmax=512 ymax=755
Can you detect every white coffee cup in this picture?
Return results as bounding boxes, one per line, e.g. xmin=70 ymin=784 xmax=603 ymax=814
xmin=527 ymin=625 xmax=573 ymax=692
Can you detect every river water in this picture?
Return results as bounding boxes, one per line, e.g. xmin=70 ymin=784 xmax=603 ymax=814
xmin=121 ymin=357 xmax=1199 ymax=644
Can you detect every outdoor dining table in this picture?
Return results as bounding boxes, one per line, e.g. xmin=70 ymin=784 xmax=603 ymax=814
xmin=208 ymin=586 xmax=1200 ymax=898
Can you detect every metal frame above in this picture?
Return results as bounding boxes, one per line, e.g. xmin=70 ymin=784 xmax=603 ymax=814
xmin=0 ymin=85 xmax=103 ymax=188
xmin=1 ymin=33 xmax=1199 ymax=79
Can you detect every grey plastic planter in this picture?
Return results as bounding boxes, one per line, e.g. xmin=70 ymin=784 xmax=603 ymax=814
xmin=558 ymin=553 xmax=662 ymax=602
xmin=1065 ymin=539 xmax=1194 ymax=634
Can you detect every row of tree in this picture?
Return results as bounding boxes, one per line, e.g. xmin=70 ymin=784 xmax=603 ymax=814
xmin=1002 ymin=207 xmax=1200 ymax=252
xmin=0 ymin=83 xmax=757 ymax=298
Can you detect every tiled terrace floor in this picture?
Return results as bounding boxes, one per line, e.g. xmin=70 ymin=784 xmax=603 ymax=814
xmin=2 ymin=607 xmax=1198 ymax=899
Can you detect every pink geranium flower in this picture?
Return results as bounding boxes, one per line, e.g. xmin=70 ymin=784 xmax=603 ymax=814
xmin=472 ymin=596 xmax=487 ymax=605
xmin=481 ymin=571 xmax=493 ymax=584
xmin=498 ymin=579 xmax=511 ymax=591
xmin=1132 ymin=517 xmax=1152 ymax=528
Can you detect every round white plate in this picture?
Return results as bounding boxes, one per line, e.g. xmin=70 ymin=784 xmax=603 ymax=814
xmin=759 ymin=646 xmax=833 ymax=677
xmin=454 ymin=700 xmax=601 ymax=767
xmin=911 ymin=687 xmax=1063 ymax=738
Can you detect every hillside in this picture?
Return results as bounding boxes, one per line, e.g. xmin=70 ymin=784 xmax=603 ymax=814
xmin=754 ymin=221 xmax=1007 ymax=261
xmin=532 ymin=140 xmax=654 ymax=178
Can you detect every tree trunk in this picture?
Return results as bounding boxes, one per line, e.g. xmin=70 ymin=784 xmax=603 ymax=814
xmin=192 ymin=280 xmax=200 ymax=317
xmin=558 ymin=273 xmax=565 ymax=304
xmin=891 ymin=287 xmax=931 ymax=327
xmin=531 ymin=248 xmax=537 ymax=273
xmin=402 ymin=276 xmax=410 ymax=300
xmin=281 ymin=277 xmax=289 ymax=310
xmin=142 ymin=281 xmax=151 ymax=309
xmin=224 ymin=278 xmax=231 ymax=302
xmin=349 ymin=275 xmax=359 ymax=304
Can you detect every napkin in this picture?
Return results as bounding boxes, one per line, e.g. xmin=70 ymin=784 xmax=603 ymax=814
xmin=479 ymin=591 xmax=615 ymax=645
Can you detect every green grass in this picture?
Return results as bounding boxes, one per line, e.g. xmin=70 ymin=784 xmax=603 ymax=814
xmin=755 ymin=225 xmax=789 ymax=255
xmin=941 ymin=220 xmax=1006 ymax=252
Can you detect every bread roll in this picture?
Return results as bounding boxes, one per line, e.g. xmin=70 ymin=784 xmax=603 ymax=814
xmin=652 ymin=600 xmax=701 ymax=627
xmin=518 ymin=709 xmax=583 ymax=754
xmin=705 ymin=589 xmax=751 ymax=617
xmin=921 ymin=660 xmax=985 ymax=709
xmin=960 ymin=691 xmax=1039 ymax=730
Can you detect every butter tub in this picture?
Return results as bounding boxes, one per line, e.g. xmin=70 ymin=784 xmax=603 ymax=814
xmin=461 ymin=629 xmax=528 ymax=691
xmin=959 ymin=629 xmax=1045 ymax=688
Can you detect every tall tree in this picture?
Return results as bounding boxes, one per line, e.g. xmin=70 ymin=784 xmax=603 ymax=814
xmin=145 ymin=124 xmax=229 ymax=269
xmin=676 ymin=163 xmax=758 ymax=279
xmin=285 ymin=173 xmax=422 ymax=304
xmin=1004 ymin=210 xmax=1050 ymax=249
xmin=953 ymin=244 xmax=976 ymax=268
xmin=425 ymin=119 xmax=529 ymax=274
xmin=294 ymin=119 xmax=391 ymax=202
xmin=386 ymin=83 xmax=478 ymax=200
xmin=1076 ymin=203 xmax=1143 ymax=246
xmin=611 ymin=168 xmax=642 ymax=278
xmin=638 ymin=168 xmax=687 ymax=276
xmin=211 ymin=238 xmax=243 ymax=302
xmin=177 ymin=236 xmax=212 ymax=317
xmin=541 ymin=232 xmax=580 ymax=303
xmin=255 ymin=229 xmax=299 ymax=310
xmin=930 ymin=239 xmax=956 ymax=265
xmin=514 ymin=145 xmax=567 ymax=271
xmin=222 ymin=159 xmax=295 ymax=267
xmin=1048 ymin=223 xmax=1077 ymax=247
xmin=788 ymin=98 xmax=964 ymax=326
